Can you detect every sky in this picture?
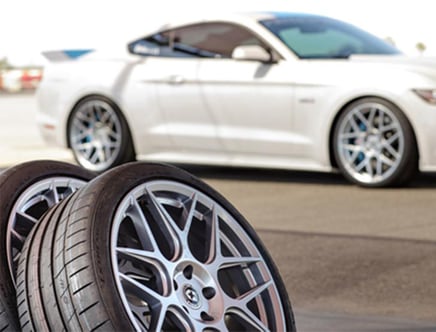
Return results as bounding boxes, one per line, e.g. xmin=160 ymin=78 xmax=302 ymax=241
xmin=1 ymin=0 xmax=434 ymax=66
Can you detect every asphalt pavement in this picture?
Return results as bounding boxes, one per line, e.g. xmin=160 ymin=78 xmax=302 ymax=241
xmin=2 ymin=93 xmax=436 ymax=331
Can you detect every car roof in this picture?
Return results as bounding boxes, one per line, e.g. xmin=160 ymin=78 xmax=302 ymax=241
xmin=156 ymin=11 xmax=323 ymax=31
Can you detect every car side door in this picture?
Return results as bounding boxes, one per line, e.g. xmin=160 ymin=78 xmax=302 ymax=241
xmin=195 ymin=22 xmax=298 ymax=158
xmin=128 ymin=27 xmax=222 ymax=154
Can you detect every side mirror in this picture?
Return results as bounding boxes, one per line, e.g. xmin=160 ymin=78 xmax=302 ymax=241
xmin=232 ymin=45 xmax=274 ymax=63
xmin=128 ymin=40 xmax=160 ymax=56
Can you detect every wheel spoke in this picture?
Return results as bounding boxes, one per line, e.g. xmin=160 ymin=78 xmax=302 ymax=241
xmin=127 ymin=197 xmax=161 ymax=253
xmin=367 ymin=107 xmax=377 ymax=130
xmin=205 ymin=206 xmax=221 ymax=264
xmin=75 ymin=110 xmax=93 ymax=122
xmin=385 ymin=132 xmax=400 ymax=145
xmin=145 ymin=187 xmax=183 ymax=260
xmin=108 ymin=130 xmax=121 ymax=141
xmin=383 ymin=141 xmax=400 ymax=160
xmin=117 ymin=247 xmax=165 ymax=273
xmin=238 ymin=280 xmax=273 ymax=306
xmin=379 ymin=154 xmax=395 ymax=167
xmin=349 ymin=116 xmax=362 ymax=133
xmin=348 ymin=149 xmax=364 ymax=164
xmin=355 ymin=157 xmax=368 ymax=172
xmin=226 ymin=307 xmax=270 ymax=332
xmin=97 ymin=146 xmax=107 ymax=163
xmin=46 ymin=181 xmax=61 ymax=205
xmin=219 ymin=256 xmax=262 ymax=270
xmin=120 ymin=273 xmax=168 ymax=331
xmin=15 ymin=211 xmax=38 ymax=225
xmin=376 ymin=156 xmax=383 ymax=176
xmin=100 ymin=110 xmax=111 ymax=124
xmin=339 ymin=131 xmax=360 ymax=140
xmin=182 ymin=193 xmax=198 ymax=232
xmin=120 ymin=272 xmax=166 ymax=307
xmin=365 ymin=159 xmax=374 ymax=177
xmin=11 ymin=229 xmax=26 ymax=250
xmin=380 ymin=122 xmax=398 ymax=133
xmin=90 ymin=148 xmax=101 ymax=164
xmin=354 ymin=111 xmax=369 ymax=129
xmin=73 ymin=118 xmax=90 ymax=132
xmin=75 ymin=142 xmax=93 ymax=151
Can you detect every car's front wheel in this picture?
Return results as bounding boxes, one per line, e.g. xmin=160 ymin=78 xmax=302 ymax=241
xmin=333 ymin=97 xmax=418 ymax=187
xmin=68 ymin=96 xmax=135 ymax=172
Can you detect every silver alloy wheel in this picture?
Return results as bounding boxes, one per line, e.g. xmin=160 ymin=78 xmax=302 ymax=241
xmin=70 ymin=99 xmax=122 ymax=172
xmin=111 ymin=180 xmax=287 ymax=331
xmin=6 ymin=177 xmax=86 ymax=284
xmin=336 ymin=102 xmax=405 ymax=185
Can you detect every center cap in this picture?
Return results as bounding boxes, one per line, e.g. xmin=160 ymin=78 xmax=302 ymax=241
xmin=184 ymin=286 xmax=201 ymax=309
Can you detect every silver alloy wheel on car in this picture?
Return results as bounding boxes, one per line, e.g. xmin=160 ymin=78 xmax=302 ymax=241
xmin=111 ymin=179 xmax=287 ymax=331
xmin=6 ymin=177 xmax=86 ymax=285
xmin=69 ymin=99 xmax=123 ymax=172
xmin=336 ymin=101 xmax=405 ymax=185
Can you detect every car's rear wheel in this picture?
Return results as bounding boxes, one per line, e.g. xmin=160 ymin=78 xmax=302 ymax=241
xmin=68 ymin=96 xmax=135 ymax=172
xmin=333 ymin=97 xmax=418 ymax=187
xmin=17 ymin=162 xmax=295 ymax=331
xmin=0 ymin=160 xmax=94 ymax=331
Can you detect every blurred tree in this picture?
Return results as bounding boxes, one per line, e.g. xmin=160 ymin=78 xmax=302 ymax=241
xmin=416 ymin=42 xmax=426 ymax=55
xmin=384 ymin=36 xmax=396 ymax=46
xmin=0 ymin=57 xmax=11 ymax=70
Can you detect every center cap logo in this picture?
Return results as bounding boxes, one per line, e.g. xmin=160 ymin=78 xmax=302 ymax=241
xmin=184 ymin=286 xmax=201 ymax=308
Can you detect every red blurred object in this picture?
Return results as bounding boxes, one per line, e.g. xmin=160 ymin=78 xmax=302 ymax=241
xmin=21 ymin=69 xmax=43 ymax=89
xmin=0 ymin=68 xmax=42 ymax=92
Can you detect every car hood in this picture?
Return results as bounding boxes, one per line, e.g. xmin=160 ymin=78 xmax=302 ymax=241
xmin=349 ymin=54 xmax=436 ymax=78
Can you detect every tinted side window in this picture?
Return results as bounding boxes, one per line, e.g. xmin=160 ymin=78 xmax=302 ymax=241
xmin=164 ymin=23 xmax=263 ymax=58
xmin=129 ymin=22 xmax=264 ymax=58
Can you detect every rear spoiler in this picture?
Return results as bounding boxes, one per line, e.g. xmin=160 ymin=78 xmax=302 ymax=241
xmin=41 ymin=49 xmax=94 ymax=62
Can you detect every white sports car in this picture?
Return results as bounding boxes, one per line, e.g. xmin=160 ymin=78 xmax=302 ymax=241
xmin=37 ymin=11 xmax=436 ymax=187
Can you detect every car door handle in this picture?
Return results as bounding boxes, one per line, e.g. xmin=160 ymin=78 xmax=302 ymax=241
xmin=166 ymin=75 xmax=185 ymax=85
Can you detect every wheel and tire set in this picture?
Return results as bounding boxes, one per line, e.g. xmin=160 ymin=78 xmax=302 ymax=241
xmin=333 ymin=97 xmax=418 ymax=187
xmin=0 ymin=160 xmax=296 ymax=331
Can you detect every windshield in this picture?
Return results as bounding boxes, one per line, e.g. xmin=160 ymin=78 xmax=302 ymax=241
xmin=260 ymin=14 xmax=402 ymax=59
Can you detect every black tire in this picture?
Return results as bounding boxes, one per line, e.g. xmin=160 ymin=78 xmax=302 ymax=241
xmin=0 ymin=160 xmax=95 ymax=331
xmin=68 ymin=96 xmax=135 ymax=173
xmin=17 ymin=162 xmax=296 ymax=331
xmin=333 ymin=97 xmax=418 ymax=187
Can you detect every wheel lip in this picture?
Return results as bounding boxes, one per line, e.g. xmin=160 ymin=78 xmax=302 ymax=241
xmin=336 ymin=101 xmax=406 ymax=185
xmin=6 ymin=176 xmax=87 ymax=286
xmin=109 ymin=178 xmax=287 ymax=331
xmin=69 ymin=99 xmax=123 ymax=172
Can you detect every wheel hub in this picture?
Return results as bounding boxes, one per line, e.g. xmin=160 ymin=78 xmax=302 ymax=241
xmin=365 ymin=134 xmax=381 ymax=154
xmin=174 ymin=262 xmax=222 ymax=323
xmin=93 ymin=123 xmax=110 ymax=142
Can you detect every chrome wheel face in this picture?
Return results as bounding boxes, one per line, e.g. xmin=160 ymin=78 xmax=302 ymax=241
xmin=6 ymin=177 xmax=86 ymax=284
xmin=111 ymin=180 xmax=286 ymax=331
xmin=337 ymin=102 xmax=405 ymax=185
xmin=70 ymin=100 xmax=122 ymax=172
